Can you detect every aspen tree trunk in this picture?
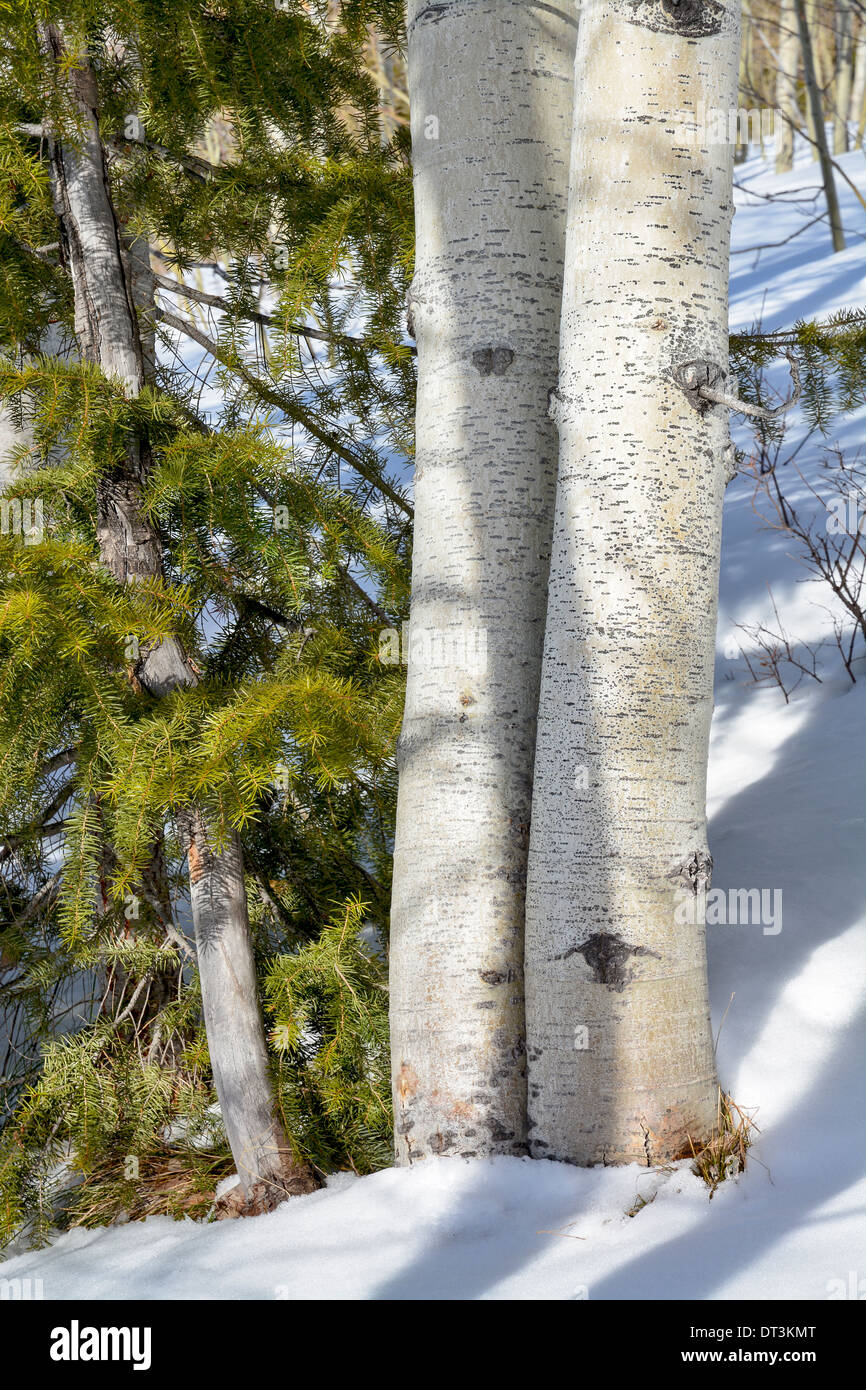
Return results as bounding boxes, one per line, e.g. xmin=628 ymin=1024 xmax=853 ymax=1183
xmin=803 ymin=0 xmax=824 ymax=152
xmin=40 ymin=25 xmax=317 ymax=1207
xmin=735 ymin=3 xmax=752 ymax=163
xmin=849 ymin=19 xmax=866 ymax=136
xmin=834 ymin=0 xmax=854 ymax=152
xmin=524 ymin=0 xmax=741 ymax=1167
xmin=367 ymin=31 xmax=406 ymax=143
xmin=776 ymin=0 xmax=801 ymax=171
xmin=795 ymin=0 xmax=847 ymax=249
xmin=389 ymin=0 xmax=576 ymax=1162
xmin=809 ymin=0 xmax=834 ymax=91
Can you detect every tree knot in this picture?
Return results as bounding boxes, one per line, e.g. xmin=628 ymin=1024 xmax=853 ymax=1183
xmin=672 ymin=358 xmax=726 ymax=413
xmin=677 ymin=849 xmax=714 ymax=895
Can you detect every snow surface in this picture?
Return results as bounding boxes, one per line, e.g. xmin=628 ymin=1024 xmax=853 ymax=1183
xmin=2 ymin=142 xmax=864 ymax=1301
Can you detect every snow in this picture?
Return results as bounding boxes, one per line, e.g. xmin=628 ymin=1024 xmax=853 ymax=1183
xmin=2 ymin=144 xmax=865 ymax=1301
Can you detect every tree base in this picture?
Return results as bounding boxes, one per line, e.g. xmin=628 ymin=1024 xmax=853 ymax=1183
xmin=212 ymin=1164 xmax=322 ymax=1220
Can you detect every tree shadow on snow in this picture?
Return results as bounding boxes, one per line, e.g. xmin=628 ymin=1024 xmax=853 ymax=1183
xmin=368 ymin=678 xmax=864 ymax=1299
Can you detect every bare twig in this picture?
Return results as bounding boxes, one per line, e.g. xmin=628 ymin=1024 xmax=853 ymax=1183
xmin=698 ymin=351 xmax=801 ymax=420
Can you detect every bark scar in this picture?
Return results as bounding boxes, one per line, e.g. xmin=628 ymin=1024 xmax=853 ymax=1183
xmin=556 ymin=932 xmax=660 ymax=992
xmin=187 ymin=835 xmax=205 ymax=885
xmin=472 ymin=346 xmax=514 ymax=377
xmin=621 ymin=0 xmax=726 ymax=38
xmin=397 ymin=1061 xmax=419 ymax=1106
xmin=677 ymin=849 xmax=714 ymax=895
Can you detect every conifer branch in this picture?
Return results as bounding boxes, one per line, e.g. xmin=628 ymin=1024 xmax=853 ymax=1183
xmin=109 ymin=136 xmax=218 ymax=184
xmin=2 ymin=869 xmax=63 ymax=932
xmin=155 ymin=306 xmax=413 ymax=519
xmin=250 ymin=480 xmax=394 ymax=625
xmin=154 ymin=272 xmax=414 ymax=356
xmin=0 ymin=781 xmax=77 ymax=863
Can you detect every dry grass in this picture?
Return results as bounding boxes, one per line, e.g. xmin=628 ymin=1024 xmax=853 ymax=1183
xmin=689 ymin=1089 xmax=758 ymax=1197
xmin=626 ymin=1190 xmax=659 ymax=1218
xmin=60 ymin=1146 xmax=234 ymax=1229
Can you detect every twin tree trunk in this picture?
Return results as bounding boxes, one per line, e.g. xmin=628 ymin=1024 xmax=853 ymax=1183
xmin=523 ymin=0 xmax=741 ymax=1165
xmin=388 ymin=0 xmax=575 ymax=1160
xmin=394 ymin=0 xmax=745 ymax=1168
xmin=41 ymin=26 xmax=316 ymax=1206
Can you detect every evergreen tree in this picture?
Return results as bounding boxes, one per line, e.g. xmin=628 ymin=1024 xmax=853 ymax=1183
xmin=0 ymin=0 xmax=411 ymax=1238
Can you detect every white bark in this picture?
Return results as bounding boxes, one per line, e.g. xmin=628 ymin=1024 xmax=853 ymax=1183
xmin=776 ymin=0 xmax=801 ymax=172
xmin=0 ymin=324 xmax=70 ymax=489
xmin=40 ymin=37 xmax=143 ymax=395
xmin=834 ymin=0 xmax=854 ymax=153
xmin=850 ymin=20 xmax=866 ymax=134
xmin=735 ymin=2 xmax=752 ymax=164
xmin=389 ymin=0 xmax=576 ymax=1161
xmin=524 ymin=0 xmax=741 ymax=1167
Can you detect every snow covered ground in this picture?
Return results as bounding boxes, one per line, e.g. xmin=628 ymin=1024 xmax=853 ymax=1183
xmin=2 ymin=143 xmax=864 ymax=1301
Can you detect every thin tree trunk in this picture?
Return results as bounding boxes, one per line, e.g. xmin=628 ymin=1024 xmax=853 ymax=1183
xmin=524 ymin=0 xmax=741 ymax=1167
xmin=180 ymin=810 xmax=316 ymax=1198
xmin=388 ymin=0 xmax=576 ymax=1162
xmin=810 ymin=0 xmax=834 ymax=92
xmin=776 ymin=0 xmax=801 ymax=171
xmin=803 ymin=0 xmax=822 ymax=152
xmin=796 ymin=0 xmax=847 ymax=250
xmin=366 ymin=31 xmax=406 ymax=143
xmin=849 ymin=18 xmax=866 ymax=138
xmin=735 ymin=2 xmax=752 ymax=163
xmin=39 ymin=23 xmax=317 ymax=1208
xmin=834 ymin=0 xmax=854 ymax=152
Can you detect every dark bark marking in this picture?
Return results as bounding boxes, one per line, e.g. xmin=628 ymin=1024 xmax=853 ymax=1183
xmin=557 ymin=932 xmax=660 ymax=992
xmin=621 ymin=0 xmax=726 ymax=38
xmin=472 ymin=346 xmax=515 ymax=377
xmin=410 ymin=0 xmax=580 ymax=36
xmin=676 ymin=848 xmax=714 ymax=893
xmin=429 ymin=1130 xmax=460 ymax=1154
xmin=479 ymin=967 xmax=516 ymax=985
xmin=408 ymin=2 xmax=450 ymax=32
